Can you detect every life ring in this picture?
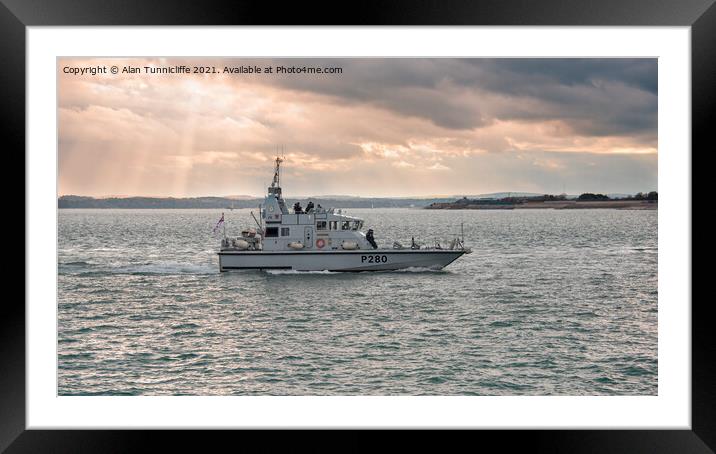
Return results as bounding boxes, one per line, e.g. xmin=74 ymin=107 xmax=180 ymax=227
xmin=316 ymin=239 xmax=326 ymax=249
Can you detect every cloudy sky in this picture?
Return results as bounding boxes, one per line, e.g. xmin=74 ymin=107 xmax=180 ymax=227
xmin=58 ymin=58 xmax=657 ymax=198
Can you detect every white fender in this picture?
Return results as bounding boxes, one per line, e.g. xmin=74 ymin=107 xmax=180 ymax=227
xmin=341 ymin=241 xmax=358 ymax=250
xmin=288 ymin=241 xmax=305 ymax=250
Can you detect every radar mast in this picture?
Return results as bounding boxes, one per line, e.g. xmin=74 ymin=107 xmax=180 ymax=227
xmin=268 ymin=155 xmax=285 ymax=199
xmin=271 ymin=155 xmax=283 ymax=189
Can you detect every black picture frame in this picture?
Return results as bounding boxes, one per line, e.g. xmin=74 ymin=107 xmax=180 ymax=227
xmin=6 ymin=0 xmax=711 ymax=451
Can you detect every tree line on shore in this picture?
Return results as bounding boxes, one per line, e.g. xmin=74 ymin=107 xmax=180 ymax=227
xmin=443 ymin=191 xmax=658 ymax=206
xmin=577 ymin=191 xmax=657 ymax=201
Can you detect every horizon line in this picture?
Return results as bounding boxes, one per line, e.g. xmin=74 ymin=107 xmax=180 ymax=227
xmin=58 ymin=190 xmax=658 ymax=200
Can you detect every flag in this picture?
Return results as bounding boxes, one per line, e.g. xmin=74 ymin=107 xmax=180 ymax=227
xmin=213 ymin=213 xmax=225 ymax=234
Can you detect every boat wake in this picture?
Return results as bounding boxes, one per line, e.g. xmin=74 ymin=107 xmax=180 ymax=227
xmin=262 ymin=267 xmax=448 ymax=275
xmin=115 ymin=262 xmax=216 ymax=275
xmin=264 ymin=269 xmax=339 ymax=275
xmin=60 ymin=261 xmax=216 ymax=276
xmin=392 ymin=266 xmax=449 ymax=273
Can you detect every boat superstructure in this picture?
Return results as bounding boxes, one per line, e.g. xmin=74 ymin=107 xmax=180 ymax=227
xmin=218 ymin=157 xmax=470 ymax=271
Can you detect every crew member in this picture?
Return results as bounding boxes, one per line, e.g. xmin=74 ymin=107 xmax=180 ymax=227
xmin=366 ymin=229 xmax=378 ymax=249
xmin=293 ymin=202 xmax=303 ymax=213
xmin=305 ymin=201 xmax=315 ymax=213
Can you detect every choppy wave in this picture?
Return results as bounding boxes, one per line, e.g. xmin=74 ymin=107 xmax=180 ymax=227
xmin=62 ymin=260 xmax=93 ymax=267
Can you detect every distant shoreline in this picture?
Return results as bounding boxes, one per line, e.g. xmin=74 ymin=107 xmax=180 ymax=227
xmin=426 ymin=200 xmax=657 ymax=210
xmin=57 ymin=201 xmax=657 ymax=210
xmin=57 ymin=195 xmax=440 ymax=209
xmin=57 ymin=194 xmax=658 ymax=210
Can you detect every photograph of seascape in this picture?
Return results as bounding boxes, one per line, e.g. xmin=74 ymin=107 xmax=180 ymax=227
xmin=58 ymin=57 xmax=657 ymax=396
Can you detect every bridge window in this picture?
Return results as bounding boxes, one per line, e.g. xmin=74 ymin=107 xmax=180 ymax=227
xmin=316 ymin=221 xmax=327 ymax=230
xmin=342 ymin=221 xmax=350 ymax=230
xmin=330 ymin=221 xmax=337 ymax=230
xmin=265 ymin=227 xmax=278 ymax=238
xmin=280 ymin=227 xmax=290 ymax=236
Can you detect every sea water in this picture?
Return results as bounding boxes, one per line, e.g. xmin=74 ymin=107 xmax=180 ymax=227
xmin=58 ymin=208 xmax=657 ymax=395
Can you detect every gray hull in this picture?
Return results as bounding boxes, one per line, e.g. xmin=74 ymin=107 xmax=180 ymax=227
xmin=218 ymin=249 xmax=466 ymax=272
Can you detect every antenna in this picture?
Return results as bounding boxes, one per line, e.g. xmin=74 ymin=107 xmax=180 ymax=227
xmin=271 ymin=154 xmax=284 ymax=188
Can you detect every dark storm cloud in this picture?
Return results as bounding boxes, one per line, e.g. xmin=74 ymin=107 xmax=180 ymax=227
xmin=249 ymin=58 xmax=488 ymax=130
xmin=471 ymin=59 xmax=658 ymax=137
xmin=252 ymin=58 xmax=657 ymax=137
xmin=467 ymin=59 xmax=657 ymax=95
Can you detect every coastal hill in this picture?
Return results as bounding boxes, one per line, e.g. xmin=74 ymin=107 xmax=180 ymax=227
xmin=57 ymin=195 xmax=456 ymax=209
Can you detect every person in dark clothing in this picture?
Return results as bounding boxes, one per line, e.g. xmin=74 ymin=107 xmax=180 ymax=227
xmin=366 ymin=229 xmax=378 ymax=249
xmin=293 ymin=202 xmax=303 ymax=213
xmin=305 ymin=201 xmax=315 ymax=213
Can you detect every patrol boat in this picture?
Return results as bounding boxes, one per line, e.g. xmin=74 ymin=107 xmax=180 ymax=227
xmin=218 ymin=157 xmax=470 ymax=272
